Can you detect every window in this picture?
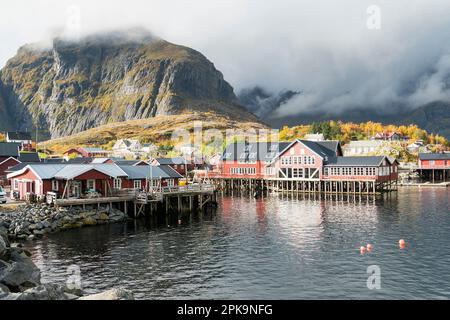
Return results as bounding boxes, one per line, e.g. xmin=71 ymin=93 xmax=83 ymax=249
xmin=167 ymin=179 xmax=175 ymax=187
xmin=87 ymin=179 xmax=96 ymax=190
xmin=113 ymin=178 xmax=122 ymax=189
xmin=134 ymin=180 xmax=142 ymax=190
xmin=52 ymin=180 xmax=59 ymax=191
xmin=14 ymin=179 xmax=19 ymax=190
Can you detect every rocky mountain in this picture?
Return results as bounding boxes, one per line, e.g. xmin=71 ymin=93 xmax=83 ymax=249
xmin=0 ymin=29 xmax=257 ymax=139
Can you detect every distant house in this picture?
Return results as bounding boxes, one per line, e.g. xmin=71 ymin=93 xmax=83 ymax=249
xmin=6 ymin=131 xmax=33 ymax=150
xmin=64 ymin=147 xmax=109 ymax=159
xmin=304 ymin=133 xmax=325 ymax=142
xmin=112 ymin=139 xmax=142 ymax=158
xmin=343 ymin=140 xmax=383 ymax=156
xmin=152 ymin=157 xmax=193 ymax=176
xmin=418 ymin=153 xmax=450 ymax=182
xmin=0 ymin=143 xmax=39 ymax=185
xmin=373 ymin=132 xmax=404 ymax=141
xmin=141 ymin=143 xmax=158 ymax=155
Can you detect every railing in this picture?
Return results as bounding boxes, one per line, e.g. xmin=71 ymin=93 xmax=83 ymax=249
xmin=162 ymin=184 xmax=216 ymax=193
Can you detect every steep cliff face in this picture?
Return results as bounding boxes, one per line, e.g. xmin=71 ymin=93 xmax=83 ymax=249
xmin=0 ymin=30 xmax=256 ymax=138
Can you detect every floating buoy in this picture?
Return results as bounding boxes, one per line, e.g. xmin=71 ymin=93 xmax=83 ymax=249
xmin=399 ymin=239 xmax=406 ymax=249
xmin=367 ymin=244 xmax=373 ymax=252
xmin=178 ymin=219 xmax=182 ymax=225
xmin=360 ymin=246 xmax=367 ymax=254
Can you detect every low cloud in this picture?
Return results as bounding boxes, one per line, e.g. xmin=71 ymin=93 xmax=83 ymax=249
xmin=1 ymin=0 xmax=450 ymax=117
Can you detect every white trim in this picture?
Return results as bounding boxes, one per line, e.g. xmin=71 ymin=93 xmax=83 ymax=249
xmin=6 ymin=165 xmax=43 ymax=182
xmin=0 ymin=156 xmax=21 ymax=166
xmin=266 ymin=140 xmax=325 ymax=166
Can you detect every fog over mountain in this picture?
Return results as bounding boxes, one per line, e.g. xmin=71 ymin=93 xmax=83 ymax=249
xmin=1 ymin=0 xmax=450 ymax=124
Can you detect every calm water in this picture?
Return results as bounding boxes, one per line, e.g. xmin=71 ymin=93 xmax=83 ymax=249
xmin=25 ymin=188 xmax=450 ymax=300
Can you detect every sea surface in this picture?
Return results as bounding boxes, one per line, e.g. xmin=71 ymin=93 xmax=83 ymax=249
xmin=25 ymin=188 xmax=450 ymax=299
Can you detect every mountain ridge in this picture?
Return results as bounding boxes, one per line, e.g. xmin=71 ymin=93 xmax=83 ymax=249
xmin=0 ymin=30 xmax=258 ymax=139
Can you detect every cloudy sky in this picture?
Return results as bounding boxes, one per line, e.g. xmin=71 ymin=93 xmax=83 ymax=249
xmin=1 ymin=0 xmax=450 ymax=116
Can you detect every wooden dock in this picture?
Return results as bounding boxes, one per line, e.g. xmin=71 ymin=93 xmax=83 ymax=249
xmin=50 ymin=184 xmax=218 ymax=218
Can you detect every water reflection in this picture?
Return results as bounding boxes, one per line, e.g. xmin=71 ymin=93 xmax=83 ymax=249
xmin=25 ymin=188 xmax=450 ymax=299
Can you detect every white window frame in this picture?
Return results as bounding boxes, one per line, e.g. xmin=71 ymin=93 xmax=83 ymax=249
xmin=167 ymin=179 xmax=175 ymax=187
xmin=113 ymin=178 xmax=122 ymax=189
xmin=14 ymin=179 xmax=19 ymax=190
xmin=87 ymin=179 xmax=96 ymax=190
xmin=134 ymin=180 xmax=142 ymax=190
xmin=52 ymin=180 xmax=59 ymax=191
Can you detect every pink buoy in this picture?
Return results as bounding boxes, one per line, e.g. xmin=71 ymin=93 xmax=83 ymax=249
xmin=367 ymin=244 xmax=373 ymax=252
xmin=360 ymin=246 xmax=367 ymax=254
xmin=399 ymin=239 xmax=406 ymax=249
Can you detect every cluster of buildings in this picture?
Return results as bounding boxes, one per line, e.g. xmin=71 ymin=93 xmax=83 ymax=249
xmin=1 ymin=130 xmax=449 ymax=202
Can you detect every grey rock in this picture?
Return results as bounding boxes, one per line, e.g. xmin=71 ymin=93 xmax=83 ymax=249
xmin=0 ymin=249 xmax=41 ymax=290
xmin=78 ymin=288 xmax=134 ymax=300
xmin=16 ymin=284 xmax=68 ymax=300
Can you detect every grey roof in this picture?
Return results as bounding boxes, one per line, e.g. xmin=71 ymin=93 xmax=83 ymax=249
xmin=113 ymin=159 xmax=148 ymax=166
xmin=325 ymin=156 xmax=388 ymax=167
xmin=26 ymin=164 xmax=67 ymax=179
xmin=158 ymin=165 xmax=184 ymax=178
xmin=7 ymin=131 xmax=32 ymax=141
xmin=223 ymin=142 xmax=292 ymax=162
xmin=18 ymin=152 xmax=40 ymax=163
xmin=54 ymin=164 xmax=127 ymax=180
xmin=0 ymin=142 xmax=20 ymax=157
xmin=42 ymin=158 xmax=67 ymax=164
xmin=83 ymin=147 xmax=107 ymax=153
xmin=154 ymin=157 xmax=186 ymax=165
xmin=118 ymin=165 xmax=183 ymax=180
xmin=5 ymin=163 xmax=29 ymax=173
xmin=66 ymin=157 xmax=93 ymax=164
xmin=268 ymin=140 xmax=340 ymax=163
xmin=419 ymin=153 xmax=450 ymax=160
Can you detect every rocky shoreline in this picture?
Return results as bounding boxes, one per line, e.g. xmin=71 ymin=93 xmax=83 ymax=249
xmin=1 ymin=222 xmax=133 ymax=300
xmin=1 ymin=204 xmax=134 ymax=300
xmin=1 ymin=204 xmax=129 ymax=240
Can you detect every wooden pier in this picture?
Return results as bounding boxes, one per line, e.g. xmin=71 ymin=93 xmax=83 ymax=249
xmin=50 ymin=184 xmax=218 ymax=218
xmin=209 ymin=178 xmax=398 ymax=195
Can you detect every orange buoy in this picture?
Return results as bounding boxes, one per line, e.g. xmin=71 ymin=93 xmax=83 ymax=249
xmin=367 ymin=244 xmax=373 ymax=252
xmin=360 ymin=246 xmax=367 ymax=254
xmin=399 ymin=239 xmax=406 ymax=249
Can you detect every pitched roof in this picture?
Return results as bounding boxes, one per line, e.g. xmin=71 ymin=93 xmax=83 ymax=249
xmin=0 ymin=142 xmax=20 ymax=157
xmin=118 ymin=165 xmax=183 ymax=180
xmin=4 ymin=162 xmax=28 ymax=173
xmin=325 ymin=156 xmax=388 ymax=167
xmin=154 ymin=157 xmax=187 ymax=165
xmin=66 ymin=157 xmax=93 ymax=164
xmin=18 ymin=152 xmax=40 ymax=163
xmin=222 ymin=142 xmax=291 ymax=162
xmin=7 ymin=131 xmax=32 ymax=141
xmin=419 ymin=153 xmax=450 ymax=160
xmin=270 ymin=140 xmax=340 ymax=163
xmin=54 ymin=164 xmax=128 ymax=180
xmin=7 ymin=164 xmax=67 ymax=180
xmin=81 ymin=147 xmax=107 ymax=153
xmin=113 ymin=159 xmax=147 ymax=166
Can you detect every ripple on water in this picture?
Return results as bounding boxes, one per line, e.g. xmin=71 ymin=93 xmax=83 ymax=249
xmin=25 ymin=188 xmax=450 ymax=299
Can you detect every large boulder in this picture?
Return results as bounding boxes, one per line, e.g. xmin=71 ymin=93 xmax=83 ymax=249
xmin=78 ymin=288 xmax=134 ymax=300
xmin=0 ymin=248 xmax=41 ymax=291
